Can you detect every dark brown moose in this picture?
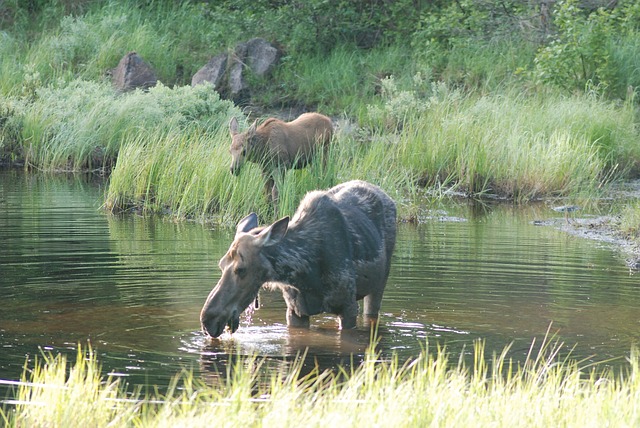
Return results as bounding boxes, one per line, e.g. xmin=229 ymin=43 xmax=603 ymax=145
xmin=200 ymin=180 xmax=397 ymax=338
xmin=228 ymin=113 xmax=333 ymax=202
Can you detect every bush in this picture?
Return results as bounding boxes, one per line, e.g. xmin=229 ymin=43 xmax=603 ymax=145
xmin=17 ymin=80 xmax=240 ymax=171
xmin=534 ymin=0 xmax=640 ymax=97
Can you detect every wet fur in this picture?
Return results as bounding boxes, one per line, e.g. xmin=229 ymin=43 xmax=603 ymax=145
xmin=200 ymin=180 xmax=396 ymax=337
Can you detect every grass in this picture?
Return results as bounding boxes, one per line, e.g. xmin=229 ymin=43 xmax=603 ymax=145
xmin=3 ymin=74 xmax=636 ymax=223
xmin=8 ymin=80 xmax=240 ymax=172
xmin=0 ymin=0 xmax=639 ymax=225
xmin=105 ymin=127 xmax=269 ymax=223
xmin=618 ymin=201 xmax=640 ymax=243
xmin=396 ymin=87 xmax=640 ymax=201
xmin=2 ymin=339 xmax=639 ymax=427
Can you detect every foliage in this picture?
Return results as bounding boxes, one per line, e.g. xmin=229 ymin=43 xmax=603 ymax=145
xmin=379 ymin=81 xmax=639 ymax=200
xmin=265 ymin=44 xmax=416 ymax=116
xmin=3 ymin=341 xmax=640 ymax=427
xmin=205 ymin=0 xmax=424 ymax=54
xmin=533 ymin=0 xmax=640 ymax=97
xmin=1 ymin=1 xmax=240 ymax=91
xmin=8 ymin=80 xmax=239 ymax=171
xmin=367 ymin=72 xmax=460 ymax=131
xmin=411 ymin=1 xmax=537 ymax=75
xmin=618 ymin=201 xmax=640 ymax=242
xmin=105 ymin=127 xmax=270 ymax=223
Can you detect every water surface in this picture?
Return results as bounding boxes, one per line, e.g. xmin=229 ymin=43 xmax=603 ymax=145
xmin=1 ymin=170 xmax=639 ymax=397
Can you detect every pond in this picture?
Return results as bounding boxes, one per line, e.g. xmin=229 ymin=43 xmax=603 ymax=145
xmin=1 ymin=170 xmax=639 ymax=398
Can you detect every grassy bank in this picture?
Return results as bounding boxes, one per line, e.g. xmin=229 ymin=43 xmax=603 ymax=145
xmin=2 ymin=341 xmax=639 ymax=427
xmin=0 ymin=0 xmax=639 ymax=225
xmin=102 ymin=83 xmax=639 ymax=222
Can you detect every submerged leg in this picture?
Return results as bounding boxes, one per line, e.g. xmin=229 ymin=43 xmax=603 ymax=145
xmin=363 ymin=289 xmax=383 ymax=318
xmin=286 ymin=307 xmax=310 ymax=328
xmin=338 ymin=299 xmax=359 ymax=330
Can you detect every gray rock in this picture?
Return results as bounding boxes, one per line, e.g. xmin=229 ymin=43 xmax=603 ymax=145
xmin=191 ymin=38 xmax=280 ymax=103
xmin=245 ymin=37 xmax=280 ymax=76
xmin=111 ymin=52 xmax=157 ymax=92
xmin=227 ymin=41 xmax=249 ymax=101
xmin=191 ymin=53 xmax=228 ymax=89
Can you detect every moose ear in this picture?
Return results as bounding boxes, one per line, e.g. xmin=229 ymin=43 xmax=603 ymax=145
xmin=247 ymin=119 xmax=258 ymax=135
xmin=229 ymin=117 xmax=239 ymax=135
xmin=257 ymin=216 xmax=289 ymax=247
xmin=236 ymin=212 xmax=259 ymax=236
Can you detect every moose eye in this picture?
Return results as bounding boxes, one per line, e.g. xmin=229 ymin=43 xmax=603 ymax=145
xmin=234 ymin=266 xmax=247 ymax=277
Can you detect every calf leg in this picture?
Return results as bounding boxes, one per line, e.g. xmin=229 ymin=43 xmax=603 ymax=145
xmin=263 ymin=175 xmax=276 ymax=202
xmin=286 ymin=307 xmax=310 ymax=328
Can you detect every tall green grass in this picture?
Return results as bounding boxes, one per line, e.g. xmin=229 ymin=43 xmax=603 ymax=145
xmin=10 ymin=80 xmax=239 ymax=172
xmin=393 ymin=86 xmax=639 ymax=200
xmin=103 ymin=82 xmax=638 ymax=222
xmin=3 ymin=340 xmax=639 ymax=427
xmin=105 ymin=127 xmax=269 ymax=223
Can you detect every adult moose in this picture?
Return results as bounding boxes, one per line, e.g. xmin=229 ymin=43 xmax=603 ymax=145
xmin=228 ymin=113 xmax=333 ymax=203
xmin=200 ymin=180 xmax=397 ymax=338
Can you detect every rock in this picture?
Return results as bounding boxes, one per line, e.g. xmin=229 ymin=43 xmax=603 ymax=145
xmin=227 ymin=42 xmax=249 ymax=101
xmin=191 ymin=38 xmax=280 ymax=103
xmin=191 ymin=53 xmax=227 ymax=90
xmin=245 ymin=37 xmax=280 ymax=76
xmin=111 ymin=52 xmax=157 ymax=92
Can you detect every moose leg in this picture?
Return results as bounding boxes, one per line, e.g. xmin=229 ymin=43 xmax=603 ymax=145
xmin=286 ymin=307 xmax=310 ymax=328
xmin=363 ymin=290 xmax=383 ymax=317
xmin=362 ymin=290 xmax=384 ymax=326
xmin=263 ymin=174 xmax=276 ymax=202
xmin=338 ymin=299 xmax=359 ymax=330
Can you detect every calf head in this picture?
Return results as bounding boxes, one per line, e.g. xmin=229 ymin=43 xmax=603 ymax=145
xmin=229 ymin=117 xmax=258 ymax=176
xmin=200 ymin=212 xmax=289 ymax=338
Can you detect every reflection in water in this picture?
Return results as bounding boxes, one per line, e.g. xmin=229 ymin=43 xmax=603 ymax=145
xmin=1 ymin=170 xmax=639 ymax=397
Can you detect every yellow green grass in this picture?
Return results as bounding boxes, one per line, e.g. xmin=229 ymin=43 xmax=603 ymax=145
xmin=2 ymin=339 xmax=639 ymax=427
xmin=102 ymin=85 xmax=639 ymax=222
xmin=1 ymin=1 xmax=640 ymax=224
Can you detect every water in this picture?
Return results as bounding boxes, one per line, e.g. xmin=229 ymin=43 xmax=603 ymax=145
xmin=1 ymin=170 xmax=639 ymax=398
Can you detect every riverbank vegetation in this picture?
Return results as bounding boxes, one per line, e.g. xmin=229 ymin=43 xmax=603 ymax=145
xmin=2 ymin=340 xmax=639 ymax=427
xmin=1 ymin=0 xmax=639 ymax=224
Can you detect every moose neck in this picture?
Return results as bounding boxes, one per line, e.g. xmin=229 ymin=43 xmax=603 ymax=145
xmin=246 ymin=132 xmax=271 ymax=164
xmin=262 ymin=225 xmax=316 ymax=286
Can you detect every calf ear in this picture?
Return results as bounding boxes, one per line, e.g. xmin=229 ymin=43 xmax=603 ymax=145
xmin=257 ymin=216 xmax=289 ymax=246
xmin=229 ymin=117 xmax=239 ymax=135
xmin=236 ymin=212 xmax=259 ymax=236
xmin=247 ymin=119 xmax=258 ymax=136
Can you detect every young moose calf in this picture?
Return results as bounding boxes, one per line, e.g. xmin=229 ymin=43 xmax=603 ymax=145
xmin=200 ymin=180 xmax=397 ymax=338
xmin=228 ymin=112 xmax=333 ymax=202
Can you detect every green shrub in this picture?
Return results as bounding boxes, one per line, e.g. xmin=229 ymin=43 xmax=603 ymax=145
xmin=534 ymin=0 xmax=640 ymax=98
xmin=19 ymin=80 xmax=239 ymax=171
xmin=411 ymin=1 xmax=535 ymax=72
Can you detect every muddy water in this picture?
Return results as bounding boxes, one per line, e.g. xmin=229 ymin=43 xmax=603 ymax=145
xmin=1 ymin=170 xmax=639 ymax=396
